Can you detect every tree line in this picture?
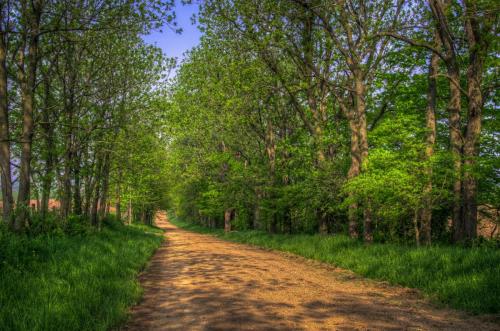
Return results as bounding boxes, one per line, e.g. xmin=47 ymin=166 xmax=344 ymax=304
xmin=166 ymin=0 xmax=498 ymax=245
xmin=0 ymin=0 xmax=172 ymax=232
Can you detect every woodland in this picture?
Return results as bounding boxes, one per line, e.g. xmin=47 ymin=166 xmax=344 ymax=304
xmin=167 ymin=0 xmax=499 ymax=246
xmin=0 ymin=0 xmax=499 ymax=329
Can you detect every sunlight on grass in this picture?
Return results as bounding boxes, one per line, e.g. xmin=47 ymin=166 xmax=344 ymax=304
xmin=0 ymin=222 xmax=163 ymax=331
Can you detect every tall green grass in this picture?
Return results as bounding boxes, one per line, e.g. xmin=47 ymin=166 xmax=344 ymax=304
xmin=170 ymin=217 xmax=500 ymax=315
xmin=0 ymin=219 xmax=163 ymax=331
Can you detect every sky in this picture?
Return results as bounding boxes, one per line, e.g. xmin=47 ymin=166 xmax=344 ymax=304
xmin=142 ymin=2 xmax=202 ymax=64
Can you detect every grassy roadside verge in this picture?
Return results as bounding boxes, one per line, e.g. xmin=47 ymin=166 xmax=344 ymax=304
xmin=0 ymin=220 xmax=163 ymax=331
xmin=169 ymin=216 xmax=500 ymax=315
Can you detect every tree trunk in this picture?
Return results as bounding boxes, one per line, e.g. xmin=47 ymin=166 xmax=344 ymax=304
xmin=83 ymin=173 xmax=94 ymax=217
xmin=420 ymin=41 xmax=440 ymax=245
xmin=0 ymin=10 xmax=13 ymax=223
xmin=347 ymin=115 xmax=361 ymax=239
xmin=16 ymin=55 xmax=35 ymax=230
xmin=61 ymin=69 xmax=77 ymax=219
xmin=461 ymin=0 xmax=492 ymax=240
xmin=354 ymin=73 xmax=373 ymax=243
xmin=414 ymin=209 xmax=420 ymax=247
xmin=429 ymin=0 xmax=464 ymax=242
xmin=224 ymin=208 xmax=234 ymax=232
xmin=448 ymin=67 xmax=463 ymax=242
xmin=363 ymin=203 xmax=373 ymax=243
xmin=91 ymin=154 xmax=103 ymax=228
xmin=60 ymin=126 xmax=73 ymax=219
xmin=98 ymin=152 xmax=110 ymax=220
xmin=15 ymin=0 xmax=42 ymax=230
xmin=40 ymin=75 xmax=56 ymax=218
xmin=72 ymin=152 xmax=82 ymax=215
xmin=318 ymin=211 xmax=328 ymax=235
xmin=128 ymin=198 xmax=132 ymax=225
xmin=116 ymin=170 xmax=122 ymax=222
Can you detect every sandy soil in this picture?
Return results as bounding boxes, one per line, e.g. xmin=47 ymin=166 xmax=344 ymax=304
xmin=123 ymin=212 xmax=499 ymax=331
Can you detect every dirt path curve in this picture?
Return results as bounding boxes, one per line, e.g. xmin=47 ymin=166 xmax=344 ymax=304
xmin=124 ymin=212 xmax=498 ymax=331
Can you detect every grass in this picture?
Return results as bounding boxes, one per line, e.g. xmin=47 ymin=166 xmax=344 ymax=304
xmin=0 ymin=219 xmax=163 ymax=331
xmin=170 ymin=216 xmax=500 ymax=315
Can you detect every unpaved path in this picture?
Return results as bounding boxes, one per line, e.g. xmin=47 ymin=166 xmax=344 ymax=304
xmin=124 ymin=212 xmax=498 ymax=330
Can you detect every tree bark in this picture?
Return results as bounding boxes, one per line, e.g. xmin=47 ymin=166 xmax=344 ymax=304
xmin=429 ymin=0 xmax=464 ymax=242
xmin=98 ymin=152 xmax=110 ymax=220
xmin=224 ymin=208 xmax=234 ymax=232
xmin=72 ymin=151 xmax=82 ymax=215
xmin=461 ymin=0 xmax=494 ymax=240
xmin=354 ymin=73 xmax=373 ymax=243
xmin=420 ymin=38 xmax=440 ymax=246
xmin=116 ymin=169 xmax=122 ymax=222
xmin=448 ymin=66 xmax=463 ymax=242
xmin=91 ymin=154 xmax=103 ymax=228
xmin=61 ymin=144 xmax=73 ymax=218
xmin=40 ymin=75 xmax=56 ymax=218
xmin=318 ymin=210 xmax=328 ymax=235
xmin=15 ymin=0 xmax=42 ymax=230
xmin=0 ymin=5 xmax=13 ymax=223
xmin=127 ymin=197 xmax=132 ymax=225
xmin=347 ymin=114 xmax=361 ymax=239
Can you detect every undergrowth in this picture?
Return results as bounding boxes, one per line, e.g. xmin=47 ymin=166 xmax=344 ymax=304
xmin=0 ymin=216 xmax=163 ymax=331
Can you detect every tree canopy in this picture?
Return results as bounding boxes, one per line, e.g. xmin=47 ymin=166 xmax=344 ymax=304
xmin=0 ymin=0 xmax=498 ymax=245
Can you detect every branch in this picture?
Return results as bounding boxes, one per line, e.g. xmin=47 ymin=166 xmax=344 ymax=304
xmin=378 ymin=31 xmax=447 ymax=62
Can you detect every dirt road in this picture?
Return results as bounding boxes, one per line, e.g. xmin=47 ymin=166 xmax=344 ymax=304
xmin=124 ymin=212 xmax=498 ymax=330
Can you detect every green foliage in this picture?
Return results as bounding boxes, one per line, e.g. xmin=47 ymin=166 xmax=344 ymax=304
xmin=0 ymin=221 xmax=163 ymax=331
xmin=164 ymin=0 xmax=499 ymax=244
xmin=171 ymin=216 xmax=500 ymax=314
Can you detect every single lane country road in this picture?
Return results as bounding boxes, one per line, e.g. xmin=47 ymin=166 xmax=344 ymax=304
xmin=123 ymin=212 xmax=498 ymax=331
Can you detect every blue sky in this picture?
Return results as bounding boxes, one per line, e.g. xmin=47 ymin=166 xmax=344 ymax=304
xmin=142 ymin=2 xmax=202 ymax=63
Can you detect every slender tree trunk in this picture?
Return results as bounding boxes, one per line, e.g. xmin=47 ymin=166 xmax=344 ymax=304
xmin=354 ymin=73 xmax=373 ymax=243
xmin=16 ymin=0 xmax=42 ymax=230
xmin=414 ymin=209 xmax=420 ymax=247
xmin=318 ymin=210 xmax=328 ymax=234
xmin=128 ymin=197 xmax=132 ymax=225
xmin=61 ymin=84 xmax=76 ymax=218
xmin=98 ymin=152 xmax=110 ymax=219
xmin=61 ymin=128 xmax=74 ymax=219
xmin=347 ymin=115 xmax=361 ymax=239
xmin=82 ymin=150 xmax=96 ymax=218
xmin=91 ymin=154 xmax=103 ymax=228
xmin=40 ymin=73 xmax=56 ymax=217
xmin=448 ymin=67 xmax=463 ymax=242
xmin=0 ymin=9 xmax=13 ymax=223
xmin=421 ymin=43 xmax=440 ymax=245
xmin=83 ymin=174 xmax=94 ymax=217
xmin=363 ymin=202 xmax=373 ymax=243
xmin=116 ymin=169 xmax=122 ymax=222
xmin=16 ymin=54 xmax=35 ymax=230
xmin=72 ymin=152 xmax=82 ymax=215
xmin=224 ymin=208 xmax=233 ymax=232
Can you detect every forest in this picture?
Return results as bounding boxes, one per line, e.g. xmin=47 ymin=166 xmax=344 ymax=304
xmin=0 ymin=0 xmax=172 ymax=231
xmin=167 ymin=0 xmax=498 ymax=245
xmin=0 ymin=0 xmax=499 ymax=330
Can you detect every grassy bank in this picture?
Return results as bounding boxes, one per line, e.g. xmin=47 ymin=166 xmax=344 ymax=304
xmin=170 ymin=216 xmax=500 ymax=315
xmin=0 ymin=219 xmax=163 ymax=331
